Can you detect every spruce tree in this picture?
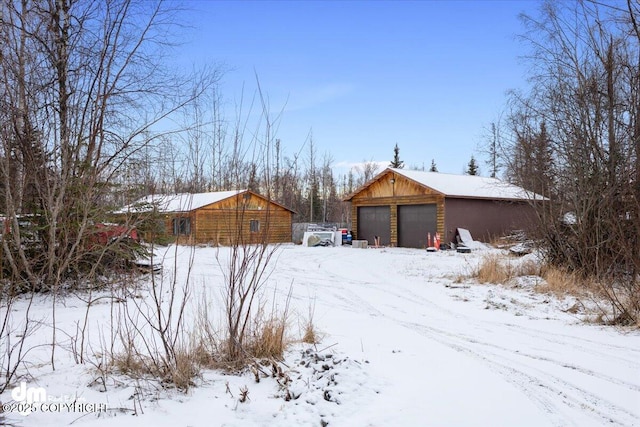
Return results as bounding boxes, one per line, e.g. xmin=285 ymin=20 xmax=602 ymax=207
xmin=466 ymin=156 xmax=479 ymax=175
xmin=389 ymin=143 xmax=404 ymax=169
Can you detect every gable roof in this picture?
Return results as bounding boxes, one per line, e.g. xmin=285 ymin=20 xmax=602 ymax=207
xmin=116 ymin=190 xmax=245 ymax=214
xmin=117 ymin=189 xmax=296 ymax=214
xmin=346 ymin=168 xmax=547 ymax=201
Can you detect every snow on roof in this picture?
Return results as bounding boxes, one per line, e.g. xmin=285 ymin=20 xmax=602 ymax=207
xmin=389 ymin=168 xmax=547 ymax=201
xmin=117 ymin=190 xmax=245 ymax=214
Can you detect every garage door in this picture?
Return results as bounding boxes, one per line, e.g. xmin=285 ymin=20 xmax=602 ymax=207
xmin=398 ymin=204 xmax=437 ymax=248
xmin=357 ymin=206 xmax=390 ymax=246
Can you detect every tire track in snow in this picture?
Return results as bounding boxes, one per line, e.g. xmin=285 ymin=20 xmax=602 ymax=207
xmin=446 ymin=329 xmax=640 ymax=394
xmin=328 ymin=288 xmax=575 ymax=425
xmin=310 ymin=260 xmax=630 ymax=384
xmin=501 ymin=322 xmax=640 ymax=368
xmin=279 ymin=248 xmax=639 ymax=425
xmin=347 ymin=275 xmax=638 ymax=373
xmin=332 ymin=283 xmax=639 ymax=427
xmin=399 ymin=319 xmax=639 ymax=427
xmin=325 ymin=264 xmax=640 ymax=398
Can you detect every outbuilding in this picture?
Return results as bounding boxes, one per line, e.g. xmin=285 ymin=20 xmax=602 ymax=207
xmin=118 ymin=190 xmax=294 ymax=245
xmin=343 ymin=168 xmax=545 ymax=248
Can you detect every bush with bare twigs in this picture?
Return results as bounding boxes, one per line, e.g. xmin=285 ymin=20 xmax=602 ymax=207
xmin=496 ymin=1 xmax=640 ymax=326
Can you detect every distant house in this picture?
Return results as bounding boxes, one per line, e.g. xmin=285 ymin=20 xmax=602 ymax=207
xmin=118 ymin=190 xmax=294 ymax=245
xmin=343 ymin=168 xmax=546 ymax=248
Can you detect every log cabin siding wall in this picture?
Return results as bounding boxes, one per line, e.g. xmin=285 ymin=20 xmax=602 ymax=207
xmin=168 ymin=193 xmax=292 ymax=245
xmin=193 ymin=207 xmax=292 ymax=245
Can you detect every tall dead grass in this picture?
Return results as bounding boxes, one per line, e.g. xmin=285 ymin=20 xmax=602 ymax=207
xmin=472 ymin=253 xmax=540 ymax=284
xmin=300 ymin=299 xmax=321 ymax=345
xmin=471 ymin=253 xmax=591 ymax=296
xmin=473 ymin=253 xmax=512 ymax=284
xmin=466 ymin=252 xmax=637 ymax=327
xmin=301 ymin=320 xmax=319 ymax=345
xmin=537 ymin=265 xmax=587 ymax=297
xmin=110 ymin=341 xmax=202 ymax=390
xmin=107 ymin=295 xmax=308 ymax=387
xmin=248 ymin=316 xmax=289 ymax=359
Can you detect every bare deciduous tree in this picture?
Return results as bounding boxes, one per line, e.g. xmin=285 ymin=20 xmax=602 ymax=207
xmin=0 ymin=0 xmax=216 ymax=288
xmin=0 ymin=0 xmax=219 ymax=377
xmin=352 ymin=160 xmax=381 ymax=188
xmin=505 ymin=0 xmax=640 ymax=324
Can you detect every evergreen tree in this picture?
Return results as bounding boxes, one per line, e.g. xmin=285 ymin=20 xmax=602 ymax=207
xmin=506 ymin=121 xmax=554 ymax=196
xmin=466 ymin=156 xmax=479 ymax=175
xmin=389 ymin=143 xmax=404 ymax=168
xmin=429 ymin=159 xmax=438 ymax=172
xmin=308 ymin=177 xmax=322 ymax=223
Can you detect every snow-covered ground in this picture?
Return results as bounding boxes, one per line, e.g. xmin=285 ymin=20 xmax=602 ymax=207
xmin=2 ymin=244 xmax=639 ymax=426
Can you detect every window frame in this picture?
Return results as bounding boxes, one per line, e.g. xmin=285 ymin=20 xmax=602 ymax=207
xmin=172 ymin=216 xmax=191 ymax=236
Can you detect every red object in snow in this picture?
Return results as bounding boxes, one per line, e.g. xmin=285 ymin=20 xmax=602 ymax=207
xmin=427 ymin=232 xmax=440 ymax=251
xmin=91 ymin=223 xmax=139 ymax=245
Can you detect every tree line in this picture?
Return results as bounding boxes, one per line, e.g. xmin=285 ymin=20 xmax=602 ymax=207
xmin=0 ymin=0 xmax=388 ymax=291
xmin=488 ymin=0 xmax=640 ymax=324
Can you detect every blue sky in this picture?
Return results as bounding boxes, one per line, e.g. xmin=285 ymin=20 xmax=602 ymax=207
xmin=177 ymin=0 xmax=540 ymax=176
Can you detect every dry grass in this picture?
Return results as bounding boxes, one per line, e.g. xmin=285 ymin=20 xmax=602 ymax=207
xmin=473 ymin=253 xmax=513 ymax=284
xmin=468 ymin=252 xmax=638 ymax=327
xmin=191 ymin=340 xmax=219 ymax=369
xmin=111 ymin=345 xmax=200 ymax=390
xmin=471 ymin=251 xmax=586 ymax=296
xmin=106 ymin=287 xmax=315 ymax=387
xmin=112 ymin=349 xmax=153 ymax=378
xmin=169 ymin=348 xmax=200 ymax=390
xmin=516 ymin=258 xmax=541 ymax=276
xmin=248 ymin=316 xmax=289 ymax=359
xmin=191 ymin=297 xmax=222 ymax=369
xmin=537 ymin=265 xmax=586 ymax=297
xmin=302 ymin=321 xmax=319 ymax=344
xmin=301 ymin=300 xmax=321 ymax=344
xmin=471 ymin=253 xmax=543 ymax=285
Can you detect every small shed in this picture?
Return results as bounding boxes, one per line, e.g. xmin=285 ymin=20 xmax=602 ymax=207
xmin=118 ymin=190 xmax=294 ymax=245
xmin=343 ymin=168 xmax=545 ymax=248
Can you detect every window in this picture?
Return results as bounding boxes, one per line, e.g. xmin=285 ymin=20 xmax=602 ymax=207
xmin=250 ymin=219 xmax=260 ymax=233
xmin=172 ymin=217 xmax=191 ymax=235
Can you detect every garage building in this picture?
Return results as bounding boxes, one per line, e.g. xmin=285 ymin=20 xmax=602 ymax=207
xmin=344 ymin=168 xmax=545 ymax=248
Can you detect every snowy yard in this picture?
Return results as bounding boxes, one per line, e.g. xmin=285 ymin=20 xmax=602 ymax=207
xmin=2 ymin=244 xmax=639 ymax=426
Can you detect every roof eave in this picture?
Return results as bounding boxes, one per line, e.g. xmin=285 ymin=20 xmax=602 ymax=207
xmin=445 ymin=194 xmax=549 ymax=202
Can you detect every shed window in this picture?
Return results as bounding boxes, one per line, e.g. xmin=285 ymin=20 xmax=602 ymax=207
xmin=173 ymin=217 xmax=191 ymax=235
xmin=250 ymin=219 xmax=260 ymax=233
